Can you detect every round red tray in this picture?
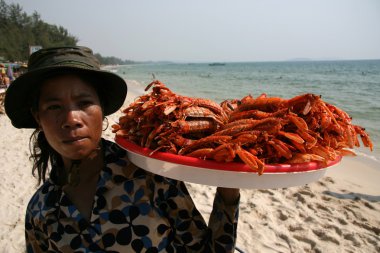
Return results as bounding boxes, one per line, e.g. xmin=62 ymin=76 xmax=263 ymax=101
xmin=116 ymin=136 xmax=342 ymax=189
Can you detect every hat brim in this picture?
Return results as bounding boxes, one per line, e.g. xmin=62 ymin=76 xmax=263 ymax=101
xmin=5 ymin=66 xmax=128 ymax=128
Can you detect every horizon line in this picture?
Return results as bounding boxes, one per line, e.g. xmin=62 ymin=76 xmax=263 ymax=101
xmin=113 ymin=58 xmax=380 ymax=65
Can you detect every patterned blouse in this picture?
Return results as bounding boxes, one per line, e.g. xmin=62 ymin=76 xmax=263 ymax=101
xmin=25 ymin=139 xmax=239 ymax=252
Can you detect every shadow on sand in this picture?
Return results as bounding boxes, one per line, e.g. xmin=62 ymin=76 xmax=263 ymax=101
xmin=323 ymin=190 xmax=380 ymax=202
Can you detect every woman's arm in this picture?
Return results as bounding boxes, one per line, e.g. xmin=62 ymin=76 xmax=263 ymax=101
xmin=207 ymin=187 xmax=240 ymax=252
xmin=217 ymin=187 xmax=240 ymax=205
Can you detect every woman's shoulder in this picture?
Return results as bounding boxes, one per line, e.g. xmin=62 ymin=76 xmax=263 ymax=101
xmin=102 ymin=138 xmax=127 ymax=161
xmin=102 ymin=139 xmax=149 ymax=182
xmin=101 ymin=139 xmax=184 ymax=189
xmin=26 ymin=179 xmax=59 ymax=217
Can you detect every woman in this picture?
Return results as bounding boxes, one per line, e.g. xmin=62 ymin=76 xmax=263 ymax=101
xmin=5 ymin=46 xmax=240 ymax=252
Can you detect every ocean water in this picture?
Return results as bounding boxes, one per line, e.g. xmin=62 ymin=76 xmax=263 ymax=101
xmin=116 ymin=60 xmax=380 ymax=161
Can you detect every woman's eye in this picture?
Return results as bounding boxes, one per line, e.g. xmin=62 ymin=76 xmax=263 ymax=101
xmin=79 ymin=100 xmax=93 ymax=107
xmin=46 ymin=104 xmax=61 ymax=110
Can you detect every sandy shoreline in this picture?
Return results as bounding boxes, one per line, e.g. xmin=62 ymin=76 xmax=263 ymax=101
xmin=0 ymin=82 xmax=379 ymax=252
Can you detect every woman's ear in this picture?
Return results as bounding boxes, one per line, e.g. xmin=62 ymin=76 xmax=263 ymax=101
xmin=31 ymin=109 xmax=41 ymax=128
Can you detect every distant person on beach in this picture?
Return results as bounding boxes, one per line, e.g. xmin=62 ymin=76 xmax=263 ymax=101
xmin=1 ymin=68 xmax=10 ymax=87
xmin=6 ymin=65 xmax=15 ymax=82
xmin=0 ymin=72 xmax=5 ymax=89
xmin=4 ymin=46 xmax=240 ymax=252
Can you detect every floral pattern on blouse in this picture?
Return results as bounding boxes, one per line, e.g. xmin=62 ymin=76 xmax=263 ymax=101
xmin=25 ymin=139 xmax=239 ymax=252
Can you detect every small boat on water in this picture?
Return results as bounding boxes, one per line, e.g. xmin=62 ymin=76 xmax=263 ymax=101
xmin=209 ymin=63 xmax=225 ymax=66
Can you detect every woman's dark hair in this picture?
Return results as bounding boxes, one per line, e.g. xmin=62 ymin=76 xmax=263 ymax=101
xmin=29 ymin=72 xmax=106 ymax=185
xmin=29 ymin=130 xmax=62 ymax=185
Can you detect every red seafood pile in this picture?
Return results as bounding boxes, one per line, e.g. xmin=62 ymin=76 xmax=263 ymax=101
xmin=113 ymin=80 xmax=228 ymax=152
xmin=113 ymin=80 xmax=373 ymax=175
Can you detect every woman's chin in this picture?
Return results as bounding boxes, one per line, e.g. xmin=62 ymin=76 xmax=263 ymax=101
xmin=63 ymin=147 xmax=100 ymax=161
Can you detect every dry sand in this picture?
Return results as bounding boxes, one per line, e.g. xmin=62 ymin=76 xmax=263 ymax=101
xmin=1 ymin=81 xmax=379 ymax=253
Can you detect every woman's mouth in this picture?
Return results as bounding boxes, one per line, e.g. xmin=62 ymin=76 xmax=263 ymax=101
xmin=63 ymin=137 xmax=86 ymax=144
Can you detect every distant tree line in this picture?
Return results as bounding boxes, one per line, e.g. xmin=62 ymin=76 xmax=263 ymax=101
xmin=0 ymin=0 xmax=133 ymax=65
xmin=94 ymin=53 xmax=135 ymax=65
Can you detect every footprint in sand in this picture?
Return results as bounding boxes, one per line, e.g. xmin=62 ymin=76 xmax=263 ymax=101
xmin=337 ymin=217 xmax=348 ymax=225
xmin=343 ymin=232 xmax=361 ymax=247
xmin=317 ymin=177 xmax=335 ymax=188
xmin=353 ymin=220 xmax=380 ymax=236
xmin=257 ymin=189 xmax=274 ymax=195
xmin=277 ymin=210 xmax=288 ymax=221
xmin=298 ymin=189 xmax=316 ymax=198
xmin=292 ymin=192 xmax=306 ymax=204
xmin=288 ymin=224 xmax=304 ymax=232
xmin=363 ymin=201 xmax=375 ymax=210
xmin=316 ymin=203 xmax=332 ymax=214
xmin=343 ymin=205 xmax=360 ymax=219
xmin=323 ymin=177 xmax=335 ymax=184
xmin=312 ymin=229 xmax=340 ymax=245
xmin=292 ymin=235 xmax=317 ymax=249
xmin=324 ymin=224 xmax=343 ymax=236
xmin=321 ymin=195 xmax=332 ymax=201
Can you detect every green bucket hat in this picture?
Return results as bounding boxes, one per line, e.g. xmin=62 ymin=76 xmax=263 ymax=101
xmin=4 ymin=46 xmax=128 ymax=128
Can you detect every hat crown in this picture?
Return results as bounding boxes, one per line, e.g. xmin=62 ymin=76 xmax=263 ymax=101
xmin=28 ymin=46 xmax=101 ymax=71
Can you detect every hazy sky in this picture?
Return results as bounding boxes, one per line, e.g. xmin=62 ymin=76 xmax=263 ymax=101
xmin=5 ymin=0 xmax=380 ymax=62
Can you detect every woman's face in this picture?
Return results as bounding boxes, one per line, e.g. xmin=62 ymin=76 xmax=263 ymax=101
xmin=33 ymin=74 xmax=103 ymax=163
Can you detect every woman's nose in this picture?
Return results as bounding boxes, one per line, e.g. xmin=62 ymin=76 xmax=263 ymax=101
xmin=61 ymin=110 xmax=83 ymax=129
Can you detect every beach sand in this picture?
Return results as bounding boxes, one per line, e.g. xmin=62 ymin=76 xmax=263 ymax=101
xmin=1 ymin=81 xmax=379 ymax=252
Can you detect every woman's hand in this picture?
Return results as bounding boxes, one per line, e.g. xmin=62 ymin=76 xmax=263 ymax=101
xmin=217 ymin=187 xmax=240 ymax=205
